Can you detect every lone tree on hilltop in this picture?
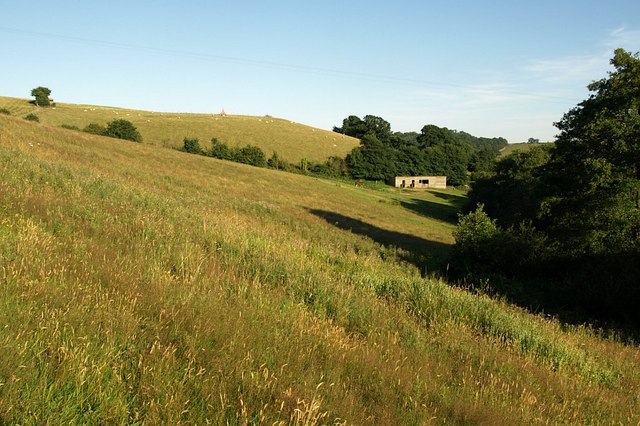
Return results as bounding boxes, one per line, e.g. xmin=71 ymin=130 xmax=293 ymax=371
xmin=31 ymin=86 xmax=52 ymax=107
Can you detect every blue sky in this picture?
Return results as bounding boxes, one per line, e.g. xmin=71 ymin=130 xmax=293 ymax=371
xmin=1 ymin=1 xmax=639 ymax=142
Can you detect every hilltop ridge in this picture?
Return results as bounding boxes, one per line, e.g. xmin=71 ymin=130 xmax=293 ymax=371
xmin=0 ymin=96 xmax=359 ymax=162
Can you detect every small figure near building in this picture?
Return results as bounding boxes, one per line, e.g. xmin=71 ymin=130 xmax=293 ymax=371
xmin=394 ymin=176 xmax=446 ymax=189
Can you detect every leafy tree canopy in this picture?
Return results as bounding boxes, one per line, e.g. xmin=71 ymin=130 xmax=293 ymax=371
xmin=31 ymin=86 xmax=52 ymax=107
xmin=335 ymin=114 xmax=506 ymax=185
xmin=457 ymin=49 xmax=640 ymax=326
xmin=104 ymin=119 xmax=142 ymax=142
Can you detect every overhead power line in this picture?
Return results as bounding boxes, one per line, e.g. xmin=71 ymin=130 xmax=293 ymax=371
xmin=0 ymin=26 xmax=580 ymax=104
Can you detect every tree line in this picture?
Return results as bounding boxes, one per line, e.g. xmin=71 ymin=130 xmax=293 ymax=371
xmin=454 ymin=49 xmax=640 ymax=331
xmin=333 ymin=115 xmax=508 ymax=186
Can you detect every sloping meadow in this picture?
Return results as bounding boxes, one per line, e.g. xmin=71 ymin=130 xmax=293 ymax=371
xmin=0 ymin=96 xmax=359 ymax=163
xmin=1 ymin=116 xmax=639 ymax=424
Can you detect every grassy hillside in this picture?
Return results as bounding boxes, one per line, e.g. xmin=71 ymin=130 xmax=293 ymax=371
xmin=499 ymin=142 xmax=553 ymax=157
xmin=0 ymin=96 xmax=359 ymax=163
xmin=1 ymin=115 xmax=640 ymax=424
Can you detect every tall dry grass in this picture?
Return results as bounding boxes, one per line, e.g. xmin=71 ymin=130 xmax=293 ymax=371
xmin=1 ymin=115 xmax=639 ymax=424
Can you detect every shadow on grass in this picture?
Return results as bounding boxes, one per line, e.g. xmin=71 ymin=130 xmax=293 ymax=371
xmin=399 ymin=198 xmax=460 ymax=224
xmin=429 ymin=190 xmax=467 ymax=205
xmin=307 ymin=208 xmax=452 ymax=274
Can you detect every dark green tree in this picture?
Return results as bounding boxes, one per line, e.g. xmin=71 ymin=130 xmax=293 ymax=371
xmin=334 ymin=114 xmax=392 ymax=142
xmin=233 ymin=145 xmax=267 ymax=167
xmin=346 ymin=134 xmax=397 ymax=181
xmin=104 ymin=119 xmax=142 ymax=142
xmin=457 ymin=49 xmax=640 ymax=326
xmin=182 ymin=137 xmax=203 ymax=154
xmin=418 ymin=125 xmax=474 ymax=186
xmin=545 ymin=48 xmax=640 ymax=256
xmin=363 ymin=115 xmax=392 ymax=142
xmin=333 ymin=115 xmax=368 ymax=139
xmin=467 ymin=145 xmax=552 ymax=227
xmin=30 ymin=86 xmax=51 ymax=107
xmin=210 ymin=137 xmax=231 ymax=160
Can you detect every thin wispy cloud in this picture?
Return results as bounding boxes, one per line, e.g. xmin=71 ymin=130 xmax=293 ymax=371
xmin=524 ymin=54 xmax=607 ymax=84
xmin=605 ymin=27 xmax=640 ymax=49
xmin=524 ymin=27 xmax=640 ymax=85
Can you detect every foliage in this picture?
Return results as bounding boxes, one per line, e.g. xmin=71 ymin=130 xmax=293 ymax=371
xmin=233 ymin=144 xmax=267 ymax=167
xmin=186 ymin=136 xmax=269 ymax=169
xmin=0 ymin=108 xmax=10 ymax=115
xmin=336 ymin=115 xmax=506 ymax=185
xmin=209 ymin=137 xmax=231 ymax=160
xmin=308 ymin=156 xmax=349 ymax=178
xmin=467 ymin=145 xmax=552 ymax=227
xmin=267 ymin=151 xmax=287 ymax=170
xmin=182 ymin=137 xmax=202 ymax=155
xmin=457 ymin=49 xmax=640 ymax=326
xmin=454 ymin=204 xmax=497 ymax=253
xmin=30 ymin=86 xmax=51 ymax=107
xmin=104 ymin=119 xmax=142 ymax=142
xmin=83 ymin=122 xmax=107 ymax=136
xmin=545 ymin=48 xmax=640 ymax=256
xmin=60 ymin=124 xmax=80 ymax=131
xmin=24 ymin=113 xmax=39 ymax=122
xmin=346 ymin=134 xmax=397 ymax=181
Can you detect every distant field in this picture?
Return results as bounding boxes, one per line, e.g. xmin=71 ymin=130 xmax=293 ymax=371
xmin=499 ymin=142 xmax=553 ymax=157
xmin=0 ymin=96 xmax=359 ymax=163
xmin=1 ymin=112 xmax=639 ymax=424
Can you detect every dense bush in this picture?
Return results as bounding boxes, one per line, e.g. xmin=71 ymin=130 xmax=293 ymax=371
xmin=210 ymin=137 xmax=231 ymax=160
xmin=0 ymin=108 xmax=10 ymax=115
xmin=232 ymin=145 xmax=267 ymax=167
xmin=104 ymin=119 xmax=142 ymax=142
xmin=83 ymin=123 xmax=107 ymax=136
xmin=60 ymin=124 xmax=80 ymax=131
xmin=182 ymin=137 xmax=203 ymax=154
xmin=24 ymin=113 xmax=39 ymax=122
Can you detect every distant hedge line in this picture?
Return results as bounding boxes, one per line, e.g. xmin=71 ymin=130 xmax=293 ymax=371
xmin=181 ymin=137 xmax=348 ymax=179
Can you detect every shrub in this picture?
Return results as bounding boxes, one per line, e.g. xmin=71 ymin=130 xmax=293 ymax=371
xmin=61 ymin=124 xmax=80 ymax=131
xmin=454 ymin=204 xmax=497 ymax=253
xmin=24 ymin=113 xmax=39 ymax=122
xmin=267 ymin=151 xmax=287 ymax=170
xmin=104 ymin=119 xmax=142 ymax=142
xmin=0 ymin=108 xmax=10 ymax=115
xmin=210 ymin=138 xmax=232 ymax=160
xmin=232 ymin=145 xmax=267 ymax=167
xmin=182 ymin=137 xmax=203 ymax=154
xmin=83 ymin=123 xmax=107 ymax=136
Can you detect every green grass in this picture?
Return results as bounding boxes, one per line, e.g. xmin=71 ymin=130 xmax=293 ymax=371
xmin=0 ymin=96 xmax=359 ymax=163
xmin=499 ymin=142 xmax=553 ymax=157
xmin=1 ymin=114 xmax=640 ymax=424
